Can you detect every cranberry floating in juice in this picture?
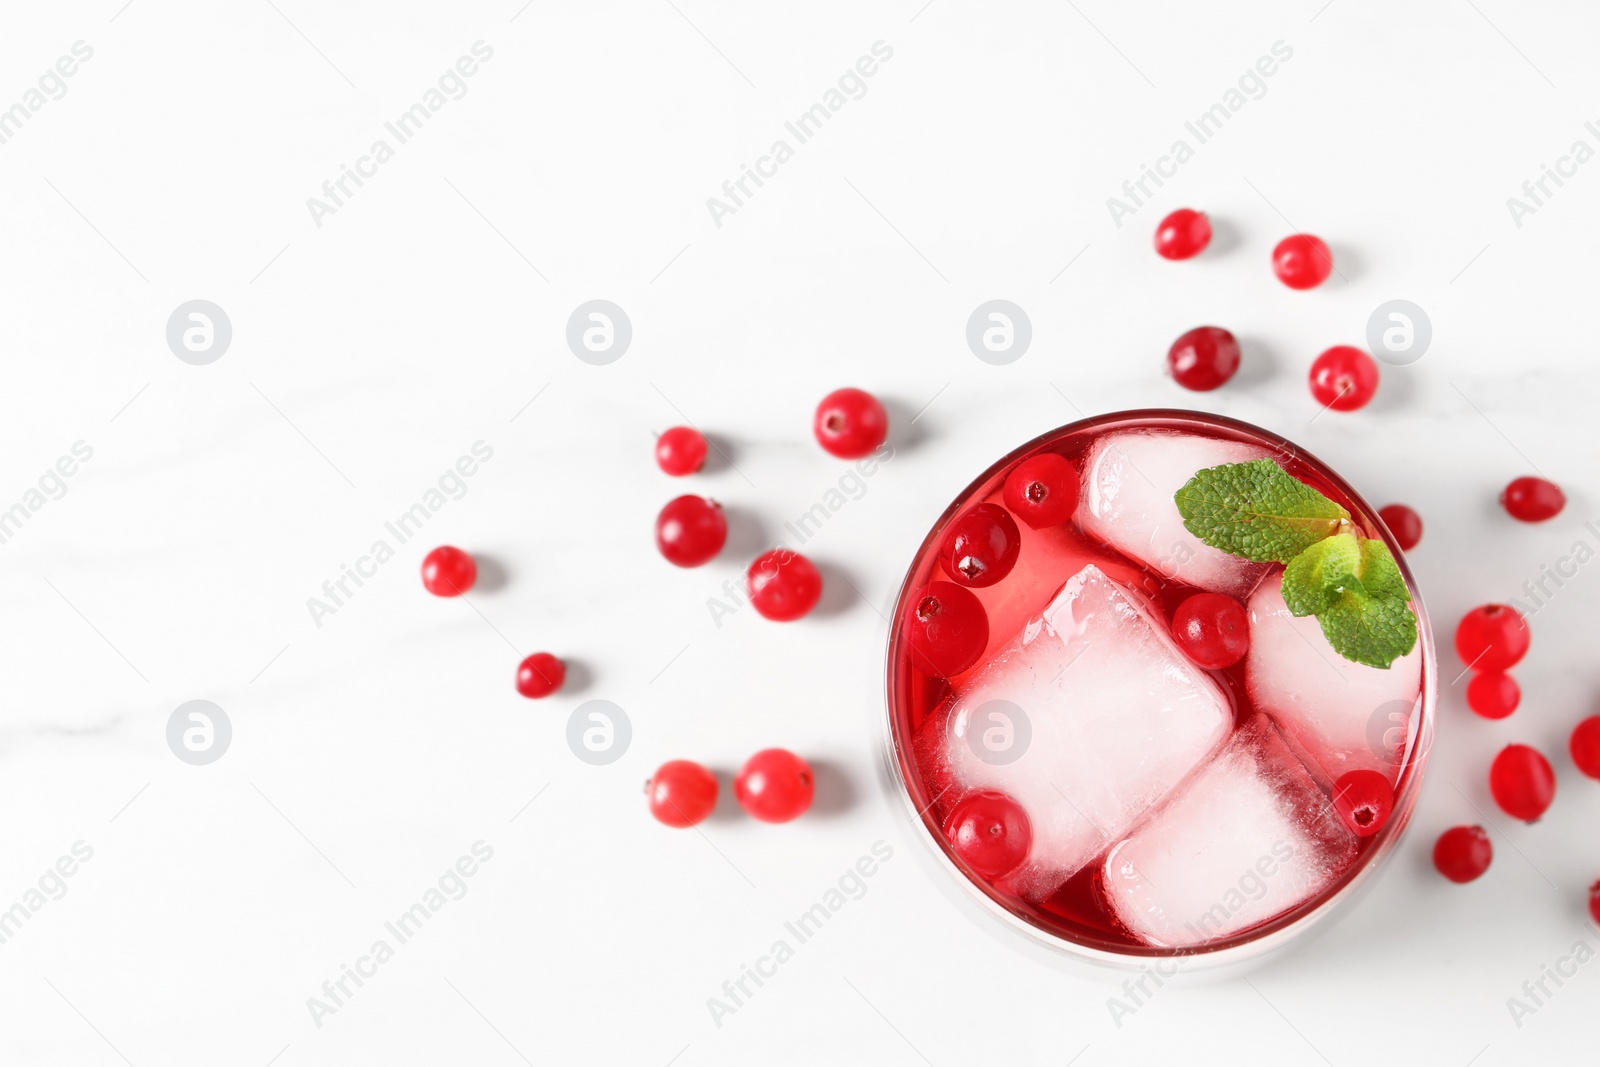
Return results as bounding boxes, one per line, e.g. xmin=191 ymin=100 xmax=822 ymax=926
xmin=885 ymin=411 xmax=1435 ymax=966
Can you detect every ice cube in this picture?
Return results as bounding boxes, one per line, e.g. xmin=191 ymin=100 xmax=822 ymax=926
xmin=918 ymin=564 xmax=1233 ymax=901
xmin=1077 ymin=429 xmax=1272 ymax=597
xmin=1102 ymin=716 xmax=1358 ymax=949
xmin=1245 ymin=578 xmax=1424 ymax=784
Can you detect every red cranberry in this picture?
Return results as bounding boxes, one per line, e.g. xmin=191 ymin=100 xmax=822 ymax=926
xmin=1167 ymin=326 xmax=1241 ymax=392
xmin=1433 ymin=825 xmax=1492 ymax=883
xmin=1465 ymin=671 xmax=1519 ymax=720
xmin=904 ymin=581 xmax=989 ymax=678
xmin=746 ymin=550 xmax=822 ymax=621
xmin=515 ymin=653 xmax=566 ymax=698
xmin=813 ymin=388 xmax=888 ymax=459
xmin=1570 ymin=715 xmax=1600 ymax=779
xmin=647 ymin=760 xmax=718 ymax=827
xmin=1378 ymin=504 xmax=1423 ymax=551
xmin=1454 ymin=604 xmax=1530 ymax=672
xmin=1331 ymin=769 xmax=1394 ymax=838
xmin=939 ymin=503 xmax=1021 ymax=588
xmin=1309 ymin=346 xmax=1379 ymax=411
xmin=1589 ymin=880 xmax=1600 ymax=926
xmin=655 ymin=426 xmax=707 ymax=476
xmin=656 ymin=495 xmax=727 ymax=567
xmin=1489 ymin=744 xmax=1556 ymax=823
xmin=421 ymin=546 xmax=476 ymax=597
xmin=1501 ymin=476 xmax=1565 ymax=522
xmin=1153 ymin=209 xmax=1211 ymax=260
xmin=943 ymin=790 xmax=1031 ymax=878
xmin=1273 ymin=233 xmax=1333 ymax=289
xmin=1002 ymin=453 xmax=1079 ymax=530
xmin=735 ymin=749 xmax=814 ymax=822
xmin=1171 ymin=592 xmax=1250 ymax=670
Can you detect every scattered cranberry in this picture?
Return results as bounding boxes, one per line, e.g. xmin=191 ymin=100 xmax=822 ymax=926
xmin=1589 ymin=880 xmax=1600 ymax=926
xmin=421 ymin=546 xmax=477 ymax=597
xmin=1433 ymin=825 xmax=1493 ymax=883
xmin=1167 ymin=326 xmax=1241 ymax=392
xmin=656 ymin=495 xmax=727 ymax=568
xmin=1489 ymin=744 xmax=1556 ymax=823
xmin=747 ymin=550 xmax=822 ymax=621
xmin=1272 ymin=233 xmax=1333 ymax=290
xmin=904 ymin=581 xmax=989 ymax=678
xmin=1454 ymin=604 xmax=1530 ymax=672
xmin=1331 ymin=769 xmax=1394 ymax=838
xmin=944 ymin=790 xmax=1032 ymax=878
xmin=1466 ymin=671 xmax=1519 ymax=720
xmin=515 ymin=653 xmax=566 ymax=698
xmin=655 ymin=426 xmax=707 ymax=476
xmin=813 ymin=388 xmax=888 ymax=459
xmin=1570 ymin=716 xmax=1600 ymax=780
xmin=1308 ymin=346 xmax=1379 ymax=411
xmin=735 ymin=749 xmax=814 ymax=823
xmin=1153 ymin=208 xmax=1212 ymax=260
xmin=1171 ymin=592 xmax=1250 ymax=670
xmin=647 ymin=760 xmax=719 ymax=827
xmin=1501 ymin=476 xmax=1565 ymax=523
xmin=939 ymin=503 xmax=1021 ymax=588
xmin=1378 ymin=504 xmax=1423 ymax=551
xmin=1002 ymin=453 xmax=1079 ymax=530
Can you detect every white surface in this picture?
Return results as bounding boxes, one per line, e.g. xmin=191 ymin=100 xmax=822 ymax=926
xmin=1 ymin=1 xmax=1597 ymax=1064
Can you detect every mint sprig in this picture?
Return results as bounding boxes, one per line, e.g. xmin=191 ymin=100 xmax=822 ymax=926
xmin=1175 ymin=460 xmax=1417 ymax=669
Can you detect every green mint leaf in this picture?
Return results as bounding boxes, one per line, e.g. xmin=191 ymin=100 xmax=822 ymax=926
xmin=1281 ymin=532 xmax=1363 ymax=617
xmin=1174 ymin=459 xmax=1351 ymax=563
xmin=1356 ymin=538 xmax=1410 ymax=602
xmin=1317 ymin=591 xmax=1419 ymax=669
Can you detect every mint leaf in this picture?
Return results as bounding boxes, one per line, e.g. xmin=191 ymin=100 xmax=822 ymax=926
xmin=1175 ymin=459 xmax=1351 ymax=563
xmin=1356 ymin=538 xmax=1409 ymax=602
xmin=1281 ymin=532 xmax=1363 ymax=617
xmin=1317 ymin=592 xmax=1418 ymax=669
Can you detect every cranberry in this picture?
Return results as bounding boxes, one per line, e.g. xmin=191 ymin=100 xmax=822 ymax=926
xmin=1589 ymin=880 xmax=1600 ymax=926
xmin=421 ymin=546 xmax=476 ymax=597
xmin=939 ymin=503 xmax=1021 ymax=588
xmin=1153 ymin=208 xmax=1211 ymax=260
xmin=735 ymin=749 xmax=814 ymax=823
xmin=1465 ymin=671 xmax=1519 ymax=720
xmin=1308 ymin=346 xmax=1379 ymax=411
xmin=1501 ymin=476 xmax=1565 ymax=522
xmin=1272 ymin=233 xmax=1333 ymax=290
xmin=1489 ymin=744 xmax=1556 ymax=823
xmin=1570 ymin=715 xmax=1600 ymax=779
xmin=1378 ymin=504 xmax=1423 ymax=551
xmin=1002 ymin=453 xmax=1079 ymax=530
xmin=1331 ymin=770 xmax=1394 ymax=838
xmin=813 ymin=388 xmax=888 ymax=459
xmin=656 ymin=495 xmax=727 ymax=567
xmin=1454 ymin=604 xmax=1530 ymax=672
xmin=655 ymin=426 xmax=707 ymax=476
xmin=904 ymin=581 xmax=989 ymax=678
xmin=1167 ymin=326 xmax=1241 ymax=392
xmin=1171 ymin=592 xmax=1250 ymax=670
xmin=1433 ymin=825 xmax=1493 ymax=883
xmin=647 ymin=760 xmax=719 ymax=827
xmin=746 ymin=550 xmax=822 ymax=621
xmin=515 ymin=653 xmax=566 ymax=698
xmin=943 ymin=790 xmax=1031 ymax=878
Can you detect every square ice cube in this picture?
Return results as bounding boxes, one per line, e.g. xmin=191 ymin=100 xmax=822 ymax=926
xmin=1101 ymin=716 xmax=1358 ymax=949
xmin=919 ymin=564 xmax=1233 ymax=901
xmin=1077 ymin=429 xmax=1272 ymax=597
xmin=1245 ymin=577 xmax=1424 ymax=784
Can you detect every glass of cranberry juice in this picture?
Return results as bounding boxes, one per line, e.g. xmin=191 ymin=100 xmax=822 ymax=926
xmin=883 ymin=409 xmax=1437 ymax=970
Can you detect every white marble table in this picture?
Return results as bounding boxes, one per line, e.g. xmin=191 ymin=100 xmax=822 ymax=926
xmin=1 ymin=1 xmax=1596 ymax=1063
